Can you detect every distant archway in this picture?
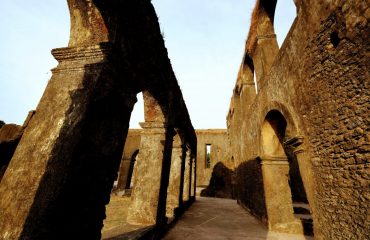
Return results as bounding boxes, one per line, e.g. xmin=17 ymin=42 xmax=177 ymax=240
xmin=125 ymin=149 xmax=139 ymax=189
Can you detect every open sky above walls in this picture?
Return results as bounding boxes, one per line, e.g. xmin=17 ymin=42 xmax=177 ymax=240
xmin=0 ymin=0 xmax=296 ymax=129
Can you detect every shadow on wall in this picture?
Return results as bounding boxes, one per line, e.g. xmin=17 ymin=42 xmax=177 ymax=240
xmin=200 ymin=162 xmax=235 ymax=199
xmin=0 ymin=124 xmax=24 ymax=181
xmin=235 ymin=158 xmax=267 ymax=223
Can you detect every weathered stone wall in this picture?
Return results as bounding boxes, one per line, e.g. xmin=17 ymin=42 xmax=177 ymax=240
xmin=195 ymin=129 xmax=230 ymax=187
xmin=119 ymin=129 xmax=230 ymax=189
xmin=295 ymin=7 xmax=370 ymax=239
xmin=227 ymin=0 xmax=369 ymax=239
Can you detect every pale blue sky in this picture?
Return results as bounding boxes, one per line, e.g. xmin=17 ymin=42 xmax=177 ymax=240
xmin=0 ymin=1 xmax=295 ymax=128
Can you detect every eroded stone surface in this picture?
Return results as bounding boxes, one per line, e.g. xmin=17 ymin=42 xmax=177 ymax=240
xmin=226 ymin=1 xmax=369 ymax=239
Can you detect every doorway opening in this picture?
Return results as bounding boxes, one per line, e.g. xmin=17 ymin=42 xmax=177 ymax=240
xmin=261 ymin=110 xmax=312 ymax=235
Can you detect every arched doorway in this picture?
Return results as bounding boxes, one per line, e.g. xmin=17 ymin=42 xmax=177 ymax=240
xmin=260 ymin=110 xmax=312 ymax=235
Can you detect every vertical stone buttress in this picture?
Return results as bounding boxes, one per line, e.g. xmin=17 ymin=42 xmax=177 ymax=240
xmin=252 ymin=3 xmax=279 ymax=91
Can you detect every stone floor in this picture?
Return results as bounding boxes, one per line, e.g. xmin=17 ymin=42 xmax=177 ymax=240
xmin=162 ymin=197 xmax=314 ymax=240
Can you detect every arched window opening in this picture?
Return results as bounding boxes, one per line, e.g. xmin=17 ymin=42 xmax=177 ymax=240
xmin=274 ymin=1 xmax=296 ymax=48
xmin=205 ymin=144 xmax=212 ymax=168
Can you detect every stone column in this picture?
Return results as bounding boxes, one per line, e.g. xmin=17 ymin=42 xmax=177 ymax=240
xmin=126 ymin=122 xmax=170 ymax=225
xmin=230 ymin=92 xmax=242 ymax=165
xmin=253 ymin=34 xmax=279 ymax=88
xmin=166 ymin=135 xmax=182 ymax=218
xmin=252 ymin=8 xmax=279 ymax=92
xmin=178 ymin=145 xmax=187 ymax=206
xmin=193 ymin=155 xmax=197 ymax=198
xmin=0 ymin=44 xmax=137 ymax=239
xmin=116 ymin=157 xmax=131 ymax=191
xmin=260 ymin=156 xmax=303 ymax=234
xmin=190 ymin=156 xmax=196 ymax=198
xmin=182 ymin=150 xmax=191 ymax=202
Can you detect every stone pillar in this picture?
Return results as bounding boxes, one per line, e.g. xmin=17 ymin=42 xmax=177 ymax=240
xmin=253 ymin=34 xmax=279 ymax=88
xmin=252 ymin=8 xmax=279 ymax=91
xmin=183 ymin=150 xmax=191 ymax=202
xmin=178 ymin=145 xmax=187 ymax=206
xmin=260 ymin=156 xmax=303 ymax=234
xmin=127 ymin=122 xmax=170 ymax=225
xmin=0 ymin=44 xmax=137 ymax=239
xmin=230 ymin=92 xmax=242 ymax=165
xmin=190 ymin=156 xmax=196 ymax=198
xmin=193 ymin=155 xmax=197 ymax=198
xmin=166 ymin=135 xmax=182 ymax=218
xmin=116 ymin=157 xmax=131 ymax=191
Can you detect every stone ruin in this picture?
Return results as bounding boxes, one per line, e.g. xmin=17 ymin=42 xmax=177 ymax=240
xmin=0 ymin=0 xmax=368 ymax=240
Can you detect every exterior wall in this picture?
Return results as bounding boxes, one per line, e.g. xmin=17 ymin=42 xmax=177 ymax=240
xmin=227 ymin=1 xmax=369 ymax=239
xmin=195 ymin=129 xmax=230 ymax=187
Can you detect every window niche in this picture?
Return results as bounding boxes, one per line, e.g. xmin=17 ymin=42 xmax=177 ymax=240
xmin=205 ymin=144 xmax=212 ymax=168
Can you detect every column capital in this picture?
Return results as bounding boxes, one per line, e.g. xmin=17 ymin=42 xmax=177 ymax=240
xmin=139 ymin=122 xmax=167 ymax=129
xmin=51 ymin=42 xmax=115 ymax=73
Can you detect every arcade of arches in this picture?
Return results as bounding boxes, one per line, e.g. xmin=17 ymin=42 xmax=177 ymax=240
xmin=0 ymin=0 xmax=368 ymax=240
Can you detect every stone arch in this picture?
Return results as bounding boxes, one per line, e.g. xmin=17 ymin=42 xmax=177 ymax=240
xmin=259 ymin=108 xmax=302 ymax=234
xmin=259 ymin=105 xmax=313 ymax=236
xmin=259 ymin=101 xmax=299 ymax=139
xmin=261 ymin=110 xmax=287 ymax=157
xmin=0 ymin=1 xmax=196 ymax=239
